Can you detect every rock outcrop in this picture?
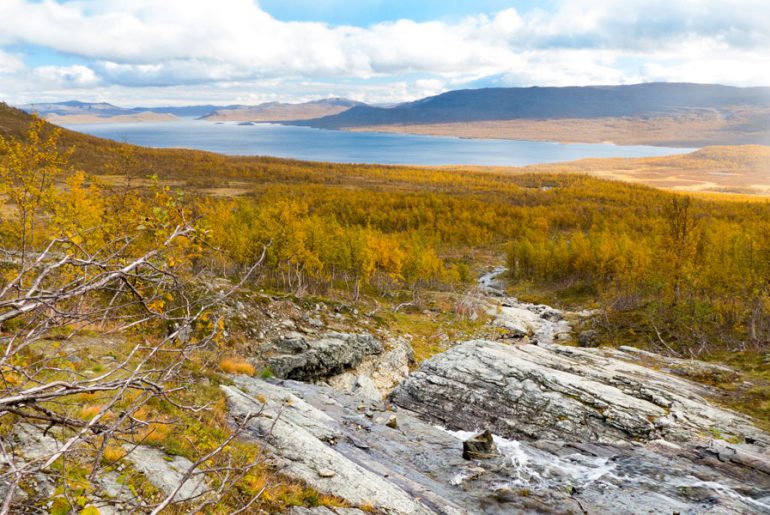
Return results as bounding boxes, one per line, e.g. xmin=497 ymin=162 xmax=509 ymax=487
xmin=391 ymin=339 xmax=768 ymax=446
xmin=223 ymin=377 xmax=450 ymax=514
xmin=123 ymin=445 xmax=208 ymax=502
xmin=327 ymin=337 xmax=414 ymax=399
xmin=224 ymin=369 xmax=770 ymax=514
xmin=218 ymin=267 xmax=770 ymax=514
xmin=479 ymin=267 xmax=573 ymax=344
xmin=0 ymin=424 xmax=206 ymax=514
xmin=265 ymin=331 xmax=383 ymax=381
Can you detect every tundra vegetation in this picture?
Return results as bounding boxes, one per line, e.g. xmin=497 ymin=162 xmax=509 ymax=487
xmin=1 ymin=104 xmax=769 ymax=511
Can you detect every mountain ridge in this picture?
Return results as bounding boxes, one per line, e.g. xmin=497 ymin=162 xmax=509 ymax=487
xmin=295 ymin=83 xmax=770 ymax=128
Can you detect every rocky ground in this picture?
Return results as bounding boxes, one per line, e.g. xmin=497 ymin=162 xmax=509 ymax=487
xmin=223 ymin=268 xmax=770 ymax=514
xmin=5 ymin=269 xmax=770 ymax=513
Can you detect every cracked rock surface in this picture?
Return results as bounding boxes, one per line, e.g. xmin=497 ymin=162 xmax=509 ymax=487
xmin=391 ymin=339 xmax=768 ymax=446
xmin=224 ymin=370 xmax=770 ymax=514
xmin=265 ymin=332 xmax=383 ymax=381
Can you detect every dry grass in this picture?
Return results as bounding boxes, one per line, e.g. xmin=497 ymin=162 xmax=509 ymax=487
xmin=78 ymin=405 xmax=102 ymax=420
xmin=219 ymin=357 xmax=256 ymax=376
xmin=139 ymin=422 xmax=173 ymax=444
xmin=102 ymin=445 xmax=127 ymax=464
xmin=439 ymin=145 xmax=770 ymax=197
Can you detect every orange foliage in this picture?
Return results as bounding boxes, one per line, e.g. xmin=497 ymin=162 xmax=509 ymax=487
xmin=219 ymin=357 xmax=256 ymax=376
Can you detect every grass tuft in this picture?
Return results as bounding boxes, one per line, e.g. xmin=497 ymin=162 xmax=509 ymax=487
xmin=219 ymin=357 xmax=256 ymax=376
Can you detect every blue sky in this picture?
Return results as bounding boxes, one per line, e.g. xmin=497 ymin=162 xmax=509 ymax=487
xmin=260 ymin=0 xmax=549 ymax=25
xmin=0 ymin=0 xmax=768 ymax=106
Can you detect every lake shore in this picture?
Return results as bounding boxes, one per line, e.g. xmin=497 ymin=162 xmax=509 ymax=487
xmin=344 ymin=111 xmax=770 ymax=148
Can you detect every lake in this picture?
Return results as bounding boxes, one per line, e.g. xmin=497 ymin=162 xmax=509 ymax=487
xmin=62 ymin=119 xmax=693 ymax=166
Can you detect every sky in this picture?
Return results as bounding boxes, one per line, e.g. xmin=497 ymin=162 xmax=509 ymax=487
xmin=0 ymin=0 xmax=769 ymax=106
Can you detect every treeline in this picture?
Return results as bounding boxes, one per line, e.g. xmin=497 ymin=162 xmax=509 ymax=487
xmin=507 ymin=195 xmax=770 ymax=351
xmin=203 ymin=194 xmax=469 ymax=298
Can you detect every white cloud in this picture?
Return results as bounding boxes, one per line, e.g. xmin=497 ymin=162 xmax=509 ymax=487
xmin=0 ymin=0 xmax=768 ymax=104
xmin=0 ymin=50 xmax=23 ymax=75
xmin=34 ymin=65 xmax=100 ymax=87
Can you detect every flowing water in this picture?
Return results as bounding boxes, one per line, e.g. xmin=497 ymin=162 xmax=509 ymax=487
xmin=441 ymin=428 xmax=770 ymax=513
xmin=469 ymin=268 xmax=770 ymax=513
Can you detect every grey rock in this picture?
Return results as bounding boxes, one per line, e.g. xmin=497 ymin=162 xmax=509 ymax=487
xmin=276 ymin=332 xmax=310 ymax=353
xmin=328 ymin=337 xmax=414 ymax=397
xmin=1 ymin=425 xmax=203 ymax=512
xmin=307 ymin=316 xmax=324 ymax=328
xmin=267 ymin=332 xmax=383 ymax=381
xmin=486 ymin=298 xmax=571 ymax=344
xmin=391 ymin=340 xmax=769 ymax=447
xmin=462 ymin=430 xmax=498 ymax=460
xmin=3 ymin=423 xmax=61 ymax=461
xmin=538 ymin=306 xmax=563 ymax=322
xmin=225 ymin=373 xmax=770 ymax=514
xmin=222 ymin=378 xmax=444 ymax=514
xmin=353 ymin=375 xmax=383 ymax=402
xmin=124 ymin=446 xmax=208 ymax=502
xmin=317 ymin=468 xmax=336 ymax=478
xmin=478 ymin=267 xmax=507 ymax=297
xmin=578 ymin=329 xmax=600 ymax=347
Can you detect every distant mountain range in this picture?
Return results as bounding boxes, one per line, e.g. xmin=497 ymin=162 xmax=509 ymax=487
xmin=294 ymin=83 xmax=770 ymax=128
xmin=21 ymin=100 xmax=230 ymax=119
xmin=17 ymin=83 xmax=770 ymax=146
xmin=20 ymin=98 xmax=362 ymax=124
xmin=200 ymin=98 xmax=362 ymax=122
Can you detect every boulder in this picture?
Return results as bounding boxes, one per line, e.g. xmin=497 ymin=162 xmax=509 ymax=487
xmin=578 ymin=329 xmax=600 ymax=347
xmin=462 ymin=430 xmax=498 ymax=460
xmin=266 ymin=332 xmax=383 ymax=381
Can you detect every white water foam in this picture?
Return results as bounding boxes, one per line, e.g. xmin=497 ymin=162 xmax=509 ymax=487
xmin=439 ymin=428 xmax=617 ymax=491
